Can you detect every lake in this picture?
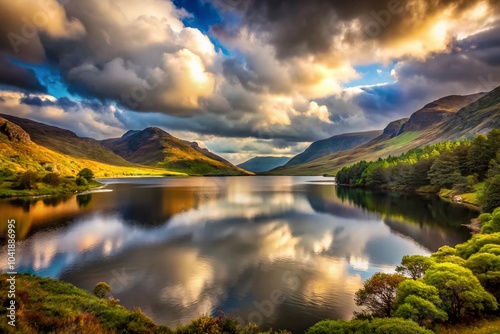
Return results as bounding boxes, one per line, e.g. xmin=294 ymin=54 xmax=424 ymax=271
xmin=0 ymin=176 xmax=478 ymax=333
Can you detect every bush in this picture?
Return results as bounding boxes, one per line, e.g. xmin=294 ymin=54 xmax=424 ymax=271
xmin=93 ymin=282 xmax=111 ymax=299
xmin=77 ymin=168 xmax=95 ymax=181
xmin=42 ymin=173 xmax=62 ymax=187
xmin=76 ymin=176 xmax=88 ymax=186
xmin=423 ymin=262 xmax=497 ymax=323
xmin=18 ymin=171 xmax=39 ymax=190
xmin=0 ymin=168 xmax=14 ymax=178
xmin=306 ymin=318 xmax=433 ymax=334
xmin=396 ymin=255 xmax=434 ymax=280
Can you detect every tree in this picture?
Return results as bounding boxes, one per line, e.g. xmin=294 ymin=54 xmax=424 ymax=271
xmin=428 ymin=153 xmax=464 ymax=189
xmin=18 ymin=171 xmax=38 ymax=190
xmin=423 ymin=263 xmax=497 ymax=322
xmin=394 ymin=296 xmax=447 ymax=327
xmin=42 ymin=172 xmax=61 ymax=187
xmin=466 ymin=251 xmax=500 ymax=300
xmin=93 ymin=282 xmax=111 ymax=299
xmin=480 ymin=208 xmax=500 ymax=233
xmin=482 ymin=175 xmax=500 ymax=213
xmin=77 ymin=168 xmax=95 ymax=181
xmin=396 ymin=255 xmax=434 ymax=280
xmin=394 ymin=280 xmax=447 ymax=327
xmin=455 ymin=232 xmax=500 ymax=259
xmin=76 ymin=176 xmax=88 ymax=186
xmin=487 ymin=129 xmax=500 ymax=159
xmin=354 ymin=273 xmax=406 ymax=317
xmin=468 ymin=135 xmax=491 ymax=181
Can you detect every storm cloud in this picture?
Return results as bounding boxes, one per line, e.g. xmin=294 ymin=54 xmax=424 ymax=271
xmin=0 ymin=0 xmax=499 ymax=161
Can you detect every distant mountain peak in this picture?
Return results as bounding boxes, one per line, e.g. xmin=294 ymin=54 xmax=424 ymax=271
xmin=284 ymin=130 xmax=383 ymax=167
xmin=238 ymin=156 xmax=291 ymax=173
xmin=101 ymin=127 xmax=249 ymax=175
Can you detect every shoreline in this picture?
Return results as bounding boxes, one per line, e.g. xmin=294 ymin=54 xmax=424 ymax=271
xmin=335 ymin=183 xmax=482 ymax=211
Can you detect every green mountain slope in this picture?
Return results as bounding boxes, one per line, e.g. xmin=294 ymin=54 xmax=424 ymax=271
xmin=438 ymin=86 xmax=500 ymax=140
xmin=271 ymin=91 xmax=489 ymax=175
xmin=284 ymin=130 xmax=383 ymax=167
xmin=0 ymin=114 xmax=134 ymax=167
xmin=0 ymin=117 xmax=176 ymax=177
xmin=101 ymin=127 xmax=251 ymax=175
xmin=237 ymin=156 xmax=290 ymax=173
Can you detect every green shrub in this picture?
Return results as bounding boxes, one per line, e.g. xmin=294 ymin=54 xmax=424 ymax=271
xmin=0 ymin=168 xmax=14 ymax=178
xmin=93 ymin=282 xmax=111 ymax=299
xmin=306 ymin=318 xmax=433 ymax=334
xmin=42 ymin=172 xmax=62 ymax=187
xmin=76 ymin=176 xmax=88 ymax=186
xmin=78 ymin=168 xmax=95 ymax=181
xmin=18 ymin=171 xmax=39 ymax=190
xmin=423 ymin=263 xmax=497 ymax=323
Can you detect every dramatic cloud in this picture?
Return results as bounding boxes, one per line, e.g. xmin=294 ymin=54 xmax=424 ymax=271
xmin=0 ymin=0 xmax=500 ymax=161
xmin=0 ymin=54 xmax=47 ymax=92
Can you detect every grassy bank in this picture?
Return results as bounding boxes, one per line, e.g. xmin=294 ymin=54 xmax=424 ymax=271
xmin=0 ymin=274 xmax=288 ymax=334
xmin=0 ymin=178 xmax=104 ymax=199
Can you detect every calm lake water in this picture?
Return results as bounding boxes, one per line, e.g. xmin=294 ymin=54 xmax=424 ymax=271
xmin=0 ymin=176 xmax=477 ymax=333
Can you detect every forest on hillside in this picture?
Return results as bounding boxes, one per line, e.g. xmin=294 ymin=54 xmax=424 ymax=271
xmin=336 ymin=130 xmax=500 ymax=212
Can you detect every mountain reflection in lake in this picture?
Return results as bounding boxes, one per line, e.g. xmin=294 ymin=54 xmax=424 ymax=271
xmin=0 ymin=176 xmax=477 ymax=333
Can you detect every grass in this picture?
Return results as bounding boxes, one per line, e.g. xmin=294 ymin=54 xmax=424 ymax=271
xmin=0 ymin=126 xmax=186 ymax=180
xmin=437 ymin=318 xmax=500 ymax=334
xmin=0 ymin=274 xmax=289 ymax=334
xmin=0 ymin=178 xmax=102 ymax=198
xmin=0 ymin=274 xmax=167 ymax=334
xmin=437 ymin=182 xmax=485 ymax=207
xmin=382 ymin=131 xmax=423 ymax=148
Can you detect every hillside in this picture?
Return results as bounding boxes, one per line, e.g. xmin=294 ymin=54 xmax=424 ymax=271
xmin=398 ymin=93 xmax=484 ymax=134
xmin=237 ymin=156 xmax=290 ymax=173
xmin=0 ymin=117 xmax=176 ymax=177
xmin=0 ymin=114 xmax=134 ymax=167
xmin=284 ymin=130 xmax=383 ymax=167
xmin=101 ymin=127 xmax=250 ymax=175
xmin=439 ymin=86 xmax=500 ymax=140
xmin=270 ymin=92 xmax=489 ymax=175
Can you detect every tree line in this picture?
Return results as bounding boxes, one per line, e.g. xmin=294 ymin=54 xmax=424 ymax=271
xmin=336 ymin=130 xmax=500 ymax=212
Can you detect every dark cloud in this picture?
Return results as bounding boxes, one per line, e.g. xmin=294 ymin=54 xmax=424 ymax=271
xmin=395 ymin=25 xmax=500 ymax=92
xmin=1 ymin=0 xmax=500 ymax=153
xmin=0 ymin=54 xmax=47 ymax=92
xmin=227 ymin=0 xmax=500 ymax=60
xmin=20 ymin=95 xmax=79 ymax=109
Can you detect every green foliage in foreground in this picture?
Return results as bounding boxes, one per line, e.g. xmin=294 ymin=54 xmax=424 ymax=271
xmin=312 ymin=205 xmax=500 ymax=334
xmin=0 ymin=274 xmax=290 ymax=334
xmin=306 ymin=318 xmax=434 ymax=334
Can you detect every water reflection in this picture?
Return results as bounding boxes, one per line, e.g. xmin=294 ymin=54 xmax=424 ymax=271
xmin=0 ymin=176 xmax=477 ymax=333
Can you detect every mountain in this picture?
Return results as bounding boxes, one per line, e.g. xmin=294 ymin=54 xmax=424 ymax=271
xmin=270 ymin=91 xmax=490 ymax=175
xmin=439 ymin=86 xmax=500 ymax=140
xmin=285 ymin=130 xmax=383 ymax=167
xmin=0 ymin=116 xmax=175 ymax=177
xmin=237 ymin=156 xmax=290 ymax=173
xmin=397 ymin=93 xmax=484 ymax=134
xmin=0 ymin=114 xmax=134 ymax=167
xmin=101 ymin=127 xmax=250 ymax=175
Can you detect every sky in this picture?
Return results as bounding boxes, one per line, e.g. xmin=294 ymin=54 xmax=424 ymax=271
xmin=0 ymin=0 xmax=500 ymax=164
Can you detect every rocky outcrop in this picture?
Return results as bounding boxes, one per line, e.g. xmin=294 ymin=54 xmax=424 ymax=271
xmin=0 ymin=117 xmax=31 ymax=144
xmin=383 ymin=118 xmax=408 ymax=138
